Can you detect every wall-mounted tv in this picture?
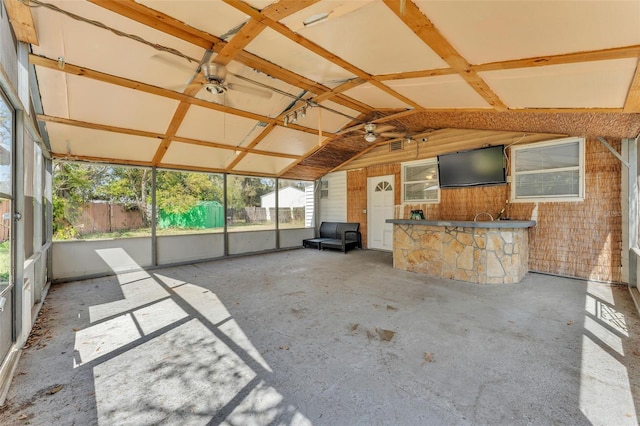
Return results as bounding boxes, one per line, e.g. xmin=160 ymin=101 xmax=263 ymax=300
xmin=437 ymin=145 xmax=506 ymax=188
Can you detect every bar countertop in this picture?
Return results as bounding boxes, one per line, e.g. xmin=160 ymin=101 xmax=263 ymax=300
xmin=385 ymin=219 xmax=536 ymax=229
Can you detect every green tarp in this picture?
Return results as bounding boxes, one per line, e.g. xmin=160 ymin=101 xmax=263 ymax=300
xmin=158 ymin=201 xmax=224 ymax=229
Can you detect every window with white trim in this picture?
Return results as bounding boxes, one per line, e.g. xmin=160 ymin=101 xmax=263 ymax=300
xmin=320 ymin=180 xmax=328 ymax=199
xmin=402 ymin=159 xmax=439 ymax=203
xmin=511 ymin=137 xmax=584 ymax=202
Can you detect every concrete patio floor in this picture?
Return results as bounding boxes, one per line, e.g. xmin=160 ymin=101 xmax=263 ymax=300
xmin=0 ymin=249 xmax=639 ymax=425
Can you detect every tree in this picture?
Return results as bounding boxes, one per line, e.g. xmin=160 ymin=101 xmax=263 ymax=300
xmin=52 ymin=162 xmax=108 ymax=238
xmin=52 ymin=162 xmax=228 ymax=238
xmin=101 ymin=167 xmax=151 ymax=225
xmin=156 ymin=171 xmax=223 ymax=214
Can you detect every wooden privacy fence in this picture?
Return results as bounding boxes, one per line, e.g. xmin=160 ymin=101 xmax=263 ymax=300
xmin=75 ymin=202 xmax=143 ymax=235
xmin=0 ymin=200 xmax=9 ymax=242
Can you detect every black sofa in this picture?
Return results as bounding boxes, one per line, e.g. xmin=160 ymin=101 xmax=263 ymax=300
xmin=303 ymin=222 xmax=362 ymax=253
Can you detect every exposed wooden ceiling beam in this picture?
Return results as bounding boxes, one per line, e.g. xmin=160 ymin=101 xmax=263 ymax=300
xmin=374 ymin=68 xmax=457 ymax=81
xmin=383 ymin=0 xmax=507 ymax=111
xmin=474 ymin=45 xmax=640 ymax=73
xmin=171 ymin=135 xmax=300 ymax=159
xmin=152 ymin=103 xmax=191 ymax=165
xmin=29 ymin=54 xmax=274 ymax=122
xmin=87 ymin=0 xmax=370 ymax=114
xmin=225 ymin=122 xmax=277 ymax=172
xmin=3 ymin=0 xmax=38 ymax=45
xmin=86 ymin=0 xmax=221 ymax=50
xmin=52 ymin=152 xmax=154 ymax=168
xmin=153 ymin=9 xmax=276 ymax=166
xmin=224 ymin=0 xmax=422 ymax=109
xmin=39 ymin=114 xmax=301 ymax=160
xmin=624 ymin=58 xmax=640 ymax=113
xmin=213 ymin=19 xmax=266 ymax=66
xmin=37 ymin=114 xmax=163 ymax=139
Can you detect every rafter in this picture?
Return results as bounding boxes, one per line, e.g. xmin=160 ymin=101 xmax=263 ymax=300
xmin=223 ymin=0 xmax=422 ymax=109
xmin=87 ymin=0 xmax=371 ymax=114
xmin=474 ymin=45 xmax=640 ymax=73
xmin=225 ymin=122 xmax=277 ymax=172
xmin=624 ymin=58 xmax=640 ymax=113
xmin=3 ymin=0 xmax=38 ymax=45
xmin=39 ymin=114 xmax=301 ymax=160
xmin=29 ymin=55 xmax=273 ymax=123
xmin=383 ymin=0 xmax=507 ymax=111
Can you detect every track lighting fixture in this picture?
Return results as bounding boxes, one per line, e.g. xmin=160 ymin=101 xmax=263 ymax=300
xmin=283 ymin=101 xmax=313 ymax=127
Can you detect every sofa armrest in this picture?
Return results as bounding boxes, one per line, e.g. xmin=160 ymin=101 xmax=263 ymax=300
xmin=343 ymin=230 xmax=362 ymax=248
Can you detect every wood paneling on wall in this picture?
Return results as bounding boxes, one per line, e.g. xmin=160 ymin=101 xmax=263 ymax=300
xmin=346 ymin=164 xmax=400 ymax=249
xmin=347 ymin=137 xmax=623 ymax=282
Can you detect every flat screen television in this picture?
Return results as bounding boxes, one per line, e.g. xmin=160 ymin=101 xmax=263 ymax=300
xmin=437 ymin=145 xmax=506 ymax=188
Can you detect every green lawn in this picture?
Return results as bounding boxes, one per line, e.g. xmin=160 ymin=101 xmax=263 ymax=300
xmin=0 ymin=240 xmax=10 ymax=282
xmin=56 ymin=222 xmax=310 ymax=241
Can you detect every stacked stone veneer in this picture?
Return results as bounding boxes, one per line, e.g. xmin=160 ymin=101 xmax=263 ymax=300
xmin=393 ymin=224 xmax=529 ymax=284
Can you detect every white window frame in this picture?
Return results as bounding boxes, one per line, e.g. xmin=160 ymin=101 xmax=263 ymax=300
xmin=319 ymin=180 xmax=328 ymax=199
xmin=510 ymin=137 xmax=585 ymax=203
xmin=401 ymin=158 xmax=440 ymax=204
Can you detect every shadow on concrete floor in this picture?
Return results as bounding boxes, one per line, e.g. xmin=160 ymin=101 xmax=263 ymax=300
xmin=0 ymin=248 xmax=639 ymax=425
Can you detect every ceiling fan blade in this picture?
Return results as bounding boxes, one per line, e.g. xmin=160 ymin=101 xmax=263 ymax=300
xmin=226 ymin=82 xmax=273 ymax=99
xmin=376 ymin=124 xmax=397 ymax=133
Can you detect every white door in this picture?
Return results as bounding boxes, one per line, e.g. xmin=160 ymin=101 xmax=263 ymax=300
xmin=368 ymin=175 xmax=394 ymax=251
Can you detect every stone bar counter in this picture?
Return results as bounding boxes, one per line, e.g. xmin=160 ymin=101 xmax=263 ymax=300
xmin=385 ymin=219 xmax=536 ymax=284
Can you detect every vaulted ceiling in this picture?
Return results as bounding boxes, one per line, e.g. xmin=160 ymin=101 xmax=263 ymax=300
xmin=6 ymin=0 xmax=640 ymax=180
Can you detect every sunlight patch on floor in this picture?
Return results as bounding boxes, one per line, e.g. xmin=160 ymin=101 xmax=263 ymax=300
xmin=580 ymin=282 xmax=637 ymax=425
xmin=74 ymin=249 xmax=306 ymax=423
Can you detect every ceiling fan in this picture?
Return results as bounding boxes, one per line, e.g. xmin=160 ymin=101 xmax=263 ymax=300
xmin=361 ymin=122 xmax=406 ymax=143
xmin=200 ymin=63 xmax=272 ymax=99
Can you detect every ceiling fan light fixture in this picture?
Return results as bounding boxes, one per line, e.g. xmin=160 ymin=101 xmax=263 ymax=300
xmin=364 ymin=132 xmax=377 ymax=143
xmin=204 ymin=83 xmax=225 ymax=95
xmin=364 ymin=122 xmax=376 ymax=133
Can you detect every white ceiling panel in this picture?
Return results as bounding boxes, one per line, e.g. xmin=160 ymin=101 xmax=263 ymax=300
xmin=233 ymin=154 xmax=296 ymax=175
xmin=31 ymin=1 xmax=204 ymax=90
xmin=46 ymin=122 xmax=160 ymax=162
xmin=479 ymin=59 xmax=638 ymax=109
xmin=384 ymin=75 xmax=491 ymax=109
xmin=162 ymin=142 xmax=237 ymax=170
xmin=343 ymin=82 xmax=411 ymax=109
xmin=254 ymin=127 xmax=324 ymax=156
xmin=245 ymin=27 xmax=356 ymax=86
xmin=66 ymin=75 xmax=179 ymax=134
xmin=415 ymin=0 xmax=640 ymax=65
xmin=281 ymin=1 xmax=448 ymax=75
xmin=243 ymin=0 xmax=277 ymax=10
xmin=35 ymin=66 xmax=70 ymax=118
xmin=135 ymin=1 xmax=249 ymax=40
xmin=292 ymin=101 xmax=359 ymax=133
xmin=177 ymin=106 xmax=263 ymax=147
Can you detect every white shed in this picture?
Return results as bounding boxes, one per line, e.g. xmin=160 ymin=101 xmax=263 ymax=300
xmin=261 ymin=186 xmax=309 ymax=223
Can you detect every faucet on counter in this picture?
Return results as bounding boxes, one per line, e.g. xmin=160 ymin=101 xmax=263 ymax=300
xmin=473 ymin=211 xmax=494 ymax=222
